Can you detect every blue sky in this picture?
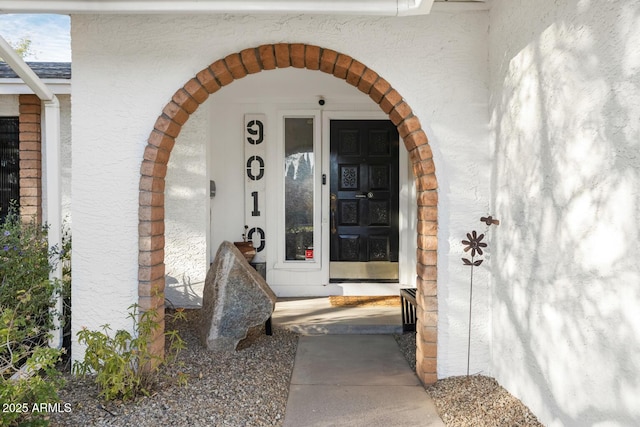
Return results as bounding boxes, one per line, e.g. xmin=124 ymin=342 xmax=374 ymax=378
xmin=0 ymin=14 xmax=71 ymax=62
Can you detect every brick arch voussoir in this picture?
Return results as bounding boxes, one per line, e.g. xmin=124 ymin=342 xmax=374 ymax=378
xmin=137 ymin=43 xmax=438 ymax=383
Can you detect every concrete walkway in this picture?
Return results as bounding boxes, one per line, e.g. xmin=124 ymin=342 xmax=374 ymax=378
xmin=283 ymin=335 xmax=445 ymax=427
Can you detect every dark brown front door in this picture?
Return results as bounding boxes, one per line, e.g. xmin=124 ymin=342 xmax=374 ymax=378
xmin=329 ymin=120 xmax=399 ymax=280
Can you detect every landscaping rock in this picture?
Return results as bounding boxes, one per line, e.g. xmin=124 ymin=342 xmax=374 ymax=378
xmin=198 ymin=241 xmax=276 ymax=352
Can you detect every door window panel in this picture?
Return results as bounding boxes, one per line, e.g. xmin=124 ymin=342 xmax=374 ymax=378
xmin=284 ymin=117 xmax=315 ymax=261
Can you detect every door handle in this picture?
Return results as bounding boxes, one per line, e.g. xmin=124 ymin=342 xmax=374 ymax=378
xmin=330 ymin=193 xmax=337 ymax=234
xmin=355 ymin=192 xmax=374 ymax=199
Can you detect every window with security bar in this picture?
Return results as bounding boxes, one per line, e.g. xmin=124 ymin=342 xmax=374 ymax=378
xmin=0 ymin=117 xmax=20 ymax=221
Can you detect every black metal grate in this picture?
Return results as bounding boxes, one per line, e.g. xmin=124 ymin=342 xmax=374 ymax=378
xmin=0 ymin=117 xmax=20 ymax=220
xmin=400 ymin=288 xmax=417 ymax=332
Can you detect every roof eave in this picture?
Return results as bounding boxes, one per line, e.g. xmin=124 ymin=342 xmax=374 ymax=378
xmin=0 ymin=79 xmax=71 ymax=95
xmin=0 ymin=0 xmax=437 ymax=16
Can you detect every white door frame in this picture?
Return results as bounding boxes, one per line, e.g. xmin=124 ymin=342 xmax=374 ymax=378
xmin=266 ymin=109 xmax=412 ymax=296
xmin=321 ymin=111 xmax=410 ymax=296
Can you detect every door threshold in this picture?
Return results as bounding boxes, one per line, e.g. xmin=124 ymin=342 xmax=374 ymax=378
xmin=329 ymin=281 xmax=404 ymax=297
xmin=329 ymin=261 xmax=399 ymax=281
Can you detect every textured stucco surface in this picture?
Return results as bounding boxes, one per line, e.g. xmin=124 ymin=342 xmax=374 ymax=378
xmin=164 ymin=102 xmax=208 ymax=308
xmin=489 ymin=1 xmax=640 ymax=425
xmin=0 ymin=94 xmax=19 ymax=115
xmin=70 ymin=10 xmax=491 ymax=377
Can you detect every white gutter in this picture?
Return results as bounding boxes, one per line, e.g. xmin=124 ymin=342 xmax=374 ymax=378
xmin=0 ymin=35 xmax=63 ymax=350
xmin=0 ymin=0 xmax=436 ymax=15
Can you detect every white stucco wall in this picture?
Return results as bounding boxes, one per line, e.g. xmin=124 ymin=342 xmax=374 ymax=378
xmin=0 ymin=94 xmax=19 ymax=115
xmin=489 ymin=0 xmax=640 ymax=425
xmin=70 ymin=7 xmax=491 ymax=377
xmin=60 ymin=94 xmax=72 ymax=222
xmin=164 ymin=102 xmax=209 ymax=308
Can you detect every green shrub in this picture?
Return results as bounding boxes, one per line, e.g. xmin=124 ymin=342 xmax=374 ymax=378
xmin=0 ymin=211 xmax=57 ymax=349
xmin=0 ymin=208 xmax=65 ymax=426
xmin=74 ymin=304 xmax=186 ymax=401
xmin=0 ymin=346 xmax=64 ymax=427
xmin=59 ymin=223 xmax=72 ymax=364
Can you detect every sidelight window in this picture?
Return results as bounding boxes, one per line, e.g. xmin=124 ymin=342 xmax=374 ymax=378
xmin=279 ymin=112 xmax=321 ymax=266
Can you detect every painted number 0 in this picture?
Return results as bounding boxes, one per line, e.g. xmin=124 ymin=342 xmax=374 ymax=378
xmin=248 ymin=227 xmax=266 ymax=252
xmin=246 ymin=156 xmax=265 ymax=180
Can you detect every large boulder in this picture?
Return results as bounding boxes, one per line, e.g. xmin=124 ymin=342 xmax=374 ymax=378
xmin=198 ymin=241 xmax=276 ymax=352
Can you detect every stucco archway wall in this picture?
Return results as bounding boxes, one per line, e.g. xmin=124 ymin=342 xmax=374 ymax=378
xmin=138 ymin=43 xmax=439 ymax=384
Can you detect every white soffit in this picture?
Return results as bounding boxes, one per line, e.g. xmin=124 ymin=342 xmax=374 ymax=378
xmin=0 ymin=0 xmax=438 ymax=16
xmin=0 ymin=80 xmax=71 ymax=95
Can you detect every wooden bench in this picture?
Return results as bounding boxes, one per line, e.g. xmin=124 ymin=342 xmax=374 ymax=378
xmin=400 ymin=288 xmax=417 ymax=332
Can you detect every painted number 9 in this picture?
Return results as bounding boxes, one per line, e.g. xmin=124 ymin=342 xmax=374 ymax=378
xmin=246 ymin=120 xmax=264 ymax=145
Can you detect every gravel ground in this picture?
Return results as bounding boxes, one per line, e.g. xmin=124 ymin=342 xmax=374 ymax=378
xmin=394 ymin=332 xmax=544 ymax=427
xmin=46 ymin=312 xmax=542 ymax=427
xmin=49 ymin=310 xmax=298 ymax=427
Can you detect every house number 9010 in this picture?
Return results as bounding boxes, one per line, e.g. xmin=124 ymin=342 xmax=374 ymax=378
xmin=245 ymin=115 xmax=267 ymax=257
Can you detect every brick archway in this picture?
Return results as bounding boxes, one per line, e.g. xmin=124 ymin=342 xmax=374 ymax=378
xmin=138 ymin=43 xmax=438 ymax=384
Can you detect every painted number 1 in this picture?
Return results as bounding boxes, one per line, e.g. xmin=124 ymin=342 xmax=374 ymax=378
xmin=251 ymin=191 xmax=260 ymax=217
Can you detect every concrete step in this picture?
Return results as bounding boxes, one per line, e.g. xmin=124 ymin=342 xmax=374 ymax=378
xmin=272 ymin=297 xmax=402 ymax=335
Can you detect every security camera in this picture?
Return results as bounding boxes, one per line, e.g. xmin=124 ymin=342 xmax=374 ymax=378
xmin=318 ymin=96 xmax=325 ymax=106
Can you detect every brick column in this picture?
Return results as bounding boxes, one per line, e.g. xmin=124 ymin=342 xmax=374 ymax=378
xmin=18 ymin=94 xmax=42 ymax=224
xmin=415 ymin=185 xmax=438 ymax=385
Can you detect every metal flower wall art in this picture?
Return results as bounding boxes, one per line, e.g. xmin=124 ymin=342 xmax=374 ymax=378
xmin=462 ymin=216 xmax=499 ymax=376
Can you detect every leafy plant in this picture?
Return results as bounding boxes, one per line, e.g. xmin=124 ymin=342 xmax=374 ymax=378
xmin=0 ymin=346 xmax=64 ymax=427
xmin=59 ymin=222 xmax=72 ymax=364
xmin=73 ymin=304 xmax=186 ymax=401
xmin=0 ymin=212 xmax=58 ymax=348
xmin=0 ymin=36 xmax=34 ymax=61
xmin=0 ymin=206 xmax=65 ymax=426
